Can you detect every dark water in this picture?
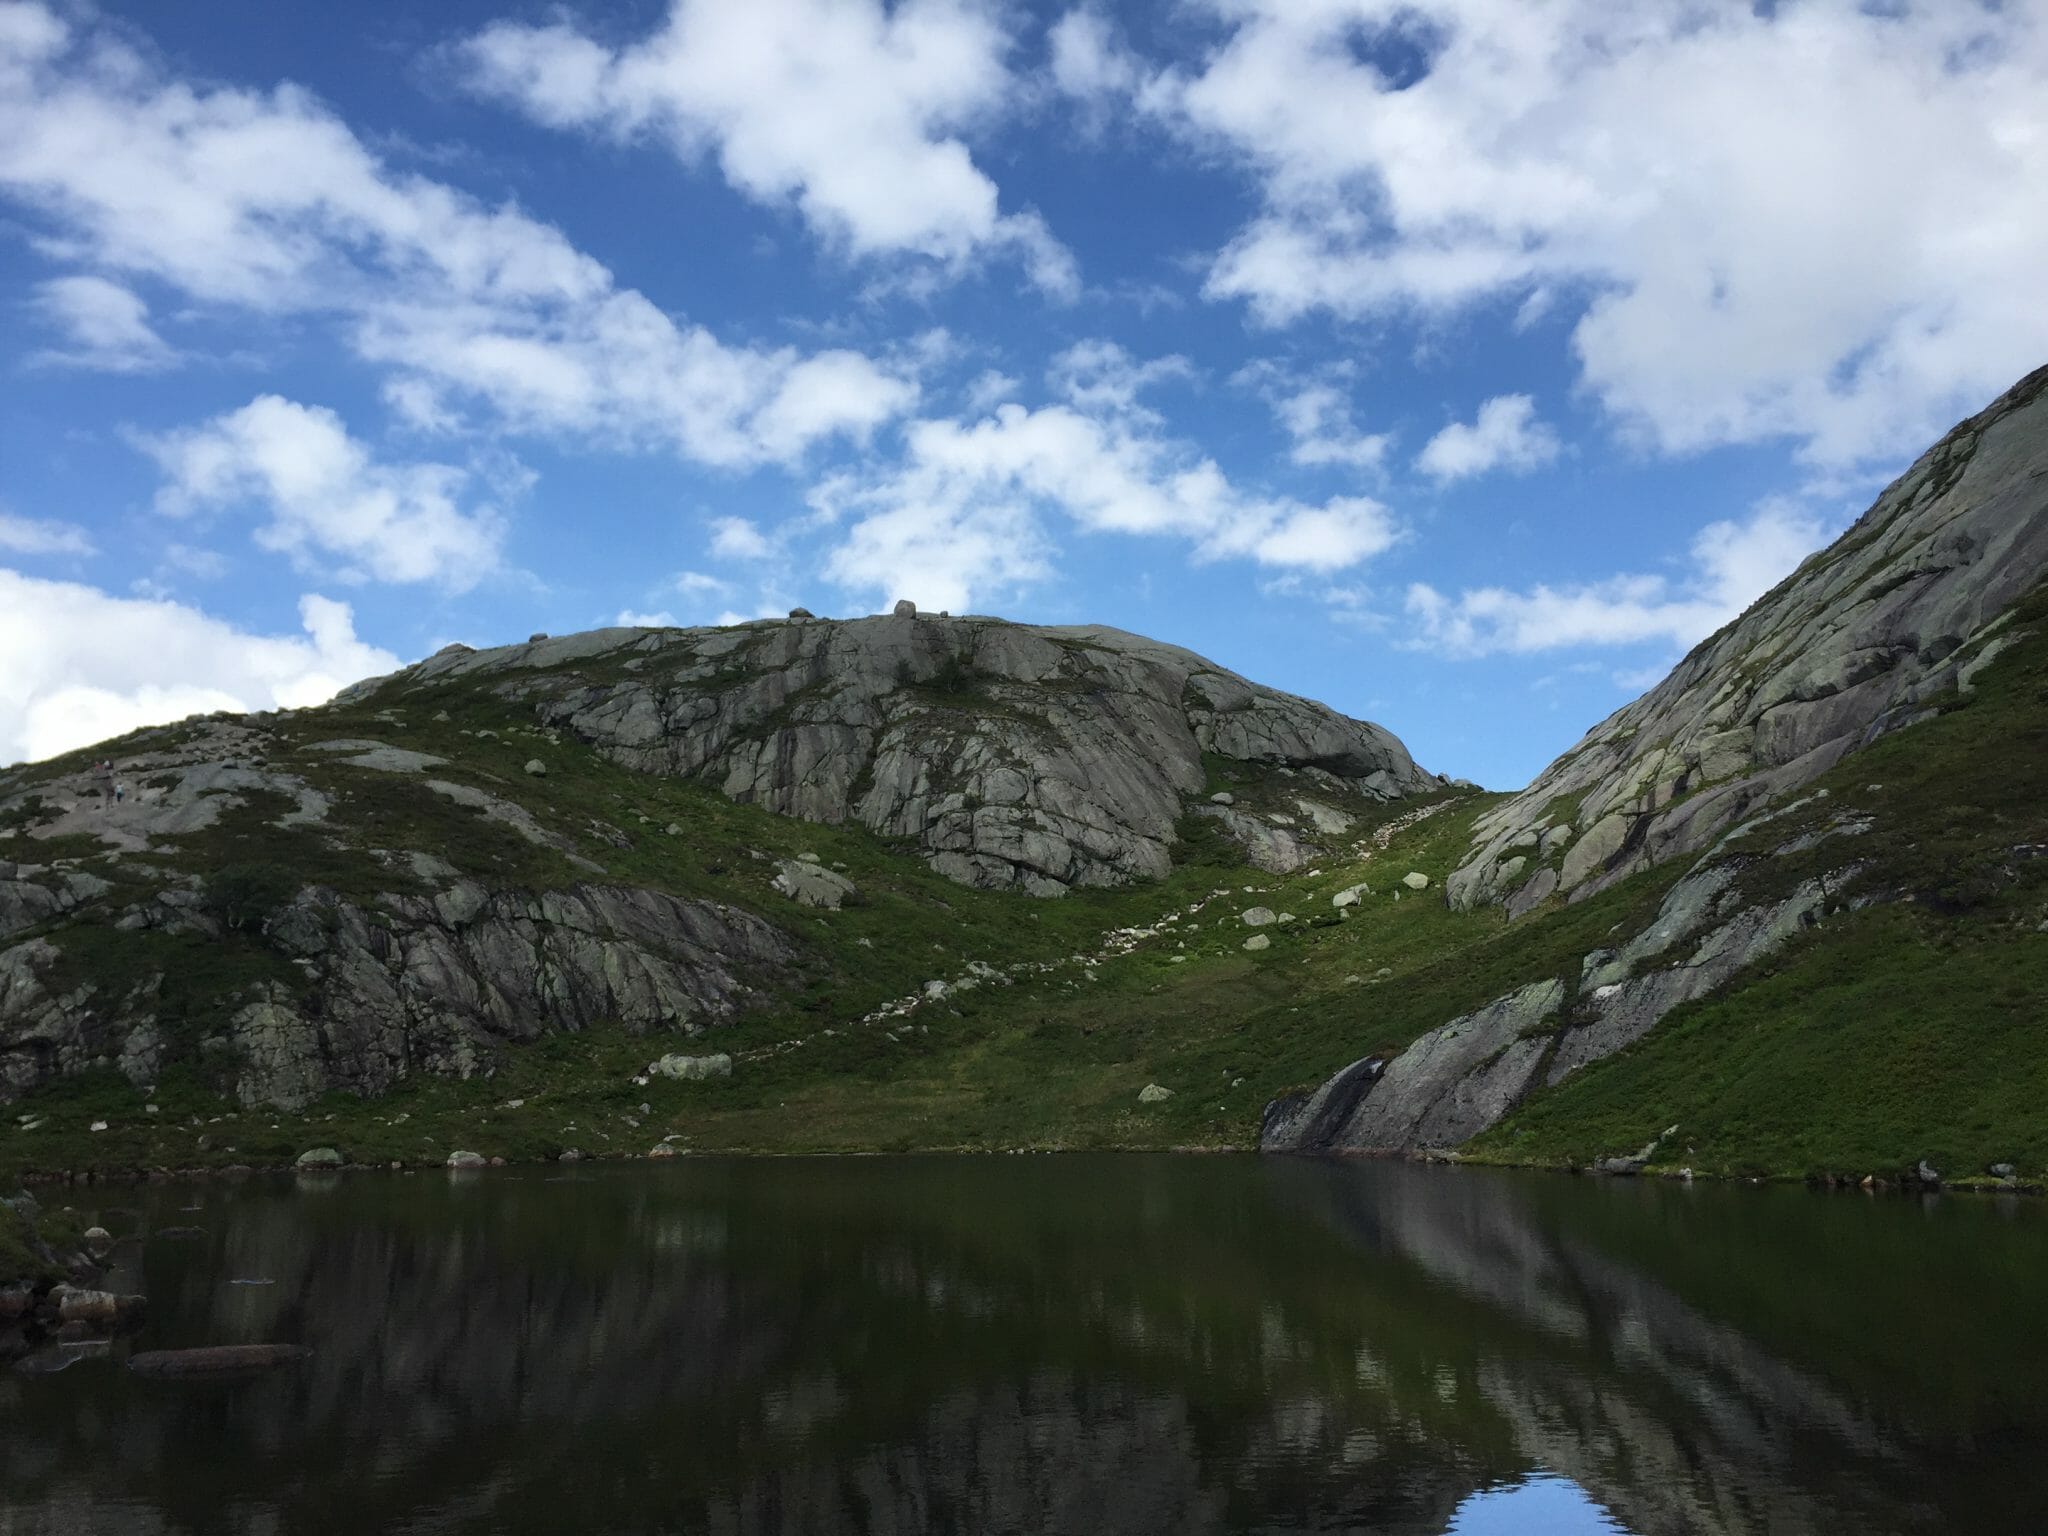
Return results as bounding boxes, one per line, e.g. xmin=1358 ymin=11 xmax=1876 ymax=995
xmin=3 ymin=1157 xmax=2044 ymax=1535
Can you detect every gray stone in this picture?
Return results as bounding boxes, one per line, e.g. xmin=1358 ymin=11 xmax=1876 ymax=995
xmin=771 ymin=859 xmax=857 ymax=910
xmin=1401 ymin=872 xmax=1429 ymax=891
xmin=892 ymin=599 xmax=917 ymax=617
xmin=293 ymin=1147 xmax=344 ymax=1170
xmin=446 ymin=1150 xmax=487 ymax=1169
xmin=1209 ymin=791 xmax=1235 ymax=806
xmin=652 ymin=1053 xmax=732 ymax=1081
xmin=1241 ymin=907 xmax=1278 ymax=927
xmin=1991 ymin=1162 xmax=2017 ymax=1178
xmin=1331 ymin=883 xmax=1370 ymax=909
xmin=1242 ymin=933 xmax=1271 ymax=952
xmin=1137 ymin=1083 xmax=1174 ymax=1104
xmin=523 ymin=759 xmax=547 ymax=777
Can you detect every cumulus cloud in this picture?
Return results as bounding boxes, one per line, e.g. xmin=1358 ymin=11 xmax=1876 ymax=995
xmin=0 ymin=3 xmax=916 ymax=467
xmin=0 ymin=509 xmax=94 ymax=557
xmin=1235 ymin=361 xmax=1391 ymax=470
xmin=708 ymin=517 xmax=771 ymax=561
xmin=1070 ymin=0 xmax=2048 ymax=466
xmin=814 ymin=341 xmax=1400 ymax=612
xmin=1415 ymin=394 xmax=1559 ymax=484
xmin=461 ymin=0 xmax=1076 ymax=296
xmin=0 ymin=571 xmax=398 ymax=763
xmin=144 ymin=396 xmax=505 ymax=590
xmin=31 ymin=274 xmax=173 ymax=372
xmin=1405 ymin=498 xmax=1834 ymax=658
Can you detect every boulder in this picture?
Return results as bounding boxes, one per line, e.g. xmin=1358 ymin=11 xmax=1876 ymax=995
xmin=1241 ymin=907 xmax=1278 ymax=928
xmin=892 ymin=599 xmax=917 ymax=617
xmin=81 ymin=1227 xmax=114 ymax=1260
xmin=445 ymin=1150 xmax=487 ymax=1170
xmin=1401 ymin=872 xmax=1430 ymax=891
xmin=1332 ymin=883 xmax=1370 ymax=910
xmin=651 ymin=1053 xmax=733 ymax=1081
xmin=523 ymin=759 xmax=547 ymax=777
xmin=1209 ymin=791 xmax=1235 ymax=806
xmin=788 ymin=607 xmax=815 ymax=619
xmin=294 ymin=1147 xmax=344 ymax=1170
xmin=1137 ymin=1083 xmax=1174 ymax=1104
xmin=1243 ymin=934 xmax=1271 ymax=952
xmin=771 ymin=859 xmax=857 ymax=910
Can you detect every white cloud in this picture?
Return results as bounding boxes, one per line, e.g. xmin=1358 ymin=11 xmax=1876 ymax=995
xmin=963 ymin=368 xmax=1019 ymax=412
xmin=616 ymin=609 xmax=677 ymax=628
xmin=1415 ymin=394 xmax=1559 ymax=484
xmin=671 ymin=570 xmax=733 ymax=596
xmin=1079 ymin=0 xmax=2048 ymax=466
xmin=460 ymin=0 xmax=1076 ymax=296
xmin=708 ymin=517 xmax=771 ymax=561
xmin=144 ymin=395 xmax=505 ymax=590
xmin=0 ymin=509 xmax=94 ymax=557
xmin=1405 ymin=499 xmax=1834 ymax=657
xmin=813 ymin=342 xmax=1401 ymax=612
xmin=31 ymin=274 xmax=173 ymax=371
xmin=1236 ymin=361 xmax=1391 ymax=470
xmin=0 ymin=4 xmax=916 ymax=468
xmin=0 ymin=572 xmax=398 ymax=763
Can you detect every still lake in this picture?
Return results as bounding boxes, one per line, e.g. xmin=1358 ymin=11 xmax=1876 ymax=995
xmin=2 ymin=1155 xmax=2043 ymax=1534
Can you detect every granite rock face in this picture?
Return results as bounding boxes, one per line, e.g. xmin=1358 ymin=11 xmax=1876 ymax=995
xmin=0 ymin=871 xmax=799 ymax=1111
xmin=1449 ymin=365 xmax=2048 ymax=915
xmin=346 ymin=614 xmax=1438 ymax=895
xmin=1262 ymin=814 xmax=1853 ymax=1155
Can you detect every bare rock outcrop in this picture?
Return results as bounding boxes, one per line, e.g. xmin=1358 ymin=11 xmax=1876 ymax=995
xmin=346 ymin=614 xmax=1438 ymax=895
xmin=1449 ymin=364 xmax=2048 ymax=915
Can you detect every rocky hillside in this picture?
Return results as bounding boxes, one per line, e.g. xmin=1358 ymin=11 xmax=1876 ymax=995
xmin=0 ymin=615 xmax=1436 ymax=1117
xmin=1448 ymin=364 xmax=2048 ymax=918
xmin=344 ymin=613 xmax=1438 ymax=893
xmin=1267 ymin=364 xmax=2048 ymax=1163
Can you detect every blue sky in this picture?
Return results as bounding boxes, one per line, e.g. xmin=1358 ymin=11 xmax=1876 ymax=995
xmin=3 ymin=0 xmax=2044 ymax=786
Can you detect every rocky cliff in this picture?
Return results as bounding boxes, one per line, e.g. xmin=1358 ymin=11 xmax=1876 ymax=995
xmin=1448 ymin=364 xmax=2048 ymax=917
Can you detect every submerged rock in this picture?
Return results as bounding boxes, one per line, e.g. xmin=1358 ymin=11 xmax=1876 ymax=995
xmin=128 ymin=1344 xmax=311 ymax=1377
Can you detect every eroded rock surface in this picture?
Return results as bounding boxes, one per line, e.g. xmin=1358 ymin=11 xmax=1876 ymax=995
xmin=1450 ymin=365 xmax=2048 ymax=914
xmin=347 ymin=614 xmax=1438 ymax=894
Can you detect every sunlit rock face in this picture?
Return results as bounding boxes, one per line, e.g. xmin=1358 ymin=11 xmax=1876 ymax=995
xmin=362 ymin=614 xmax=1440 ymax=895
xmin=1449 ymin=364 xmax=2048 ymax=917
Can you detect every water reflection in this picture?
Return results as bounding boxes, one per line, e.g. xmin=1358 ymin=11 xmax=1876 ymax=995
xmin=2 ymin=1156 xmax=2043 ymax=1534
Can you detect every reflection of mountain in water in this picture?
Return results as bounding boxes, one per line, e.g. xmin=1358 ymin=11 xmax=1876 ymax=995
xmin=1 ymin=1158 xmax=2043 ymax=1535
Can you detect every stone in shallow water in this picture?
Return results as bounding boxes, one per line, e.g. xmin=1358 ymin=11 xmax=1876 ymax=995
xmin=128 ymin=1345 xmax=310 ymax=1378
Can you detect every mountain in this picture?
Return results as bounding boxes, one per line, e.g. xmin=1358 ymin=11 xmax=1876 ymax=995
xmin=0 ymin=616 xmax=1438 ymax=1118
xmin=1266 ymin=365 xmax=2048 ymax=1166
xmin=2 ymin=367 xmax=2045 ymax=1186
xmin=1449 ymin=364 xmax=2048 ymax=918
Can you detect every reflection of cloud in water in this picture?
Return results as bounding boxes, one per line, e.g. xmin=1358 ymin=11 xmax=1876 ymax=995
xmin=1442 ymin=1474 xmax=1627 ymax=1535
